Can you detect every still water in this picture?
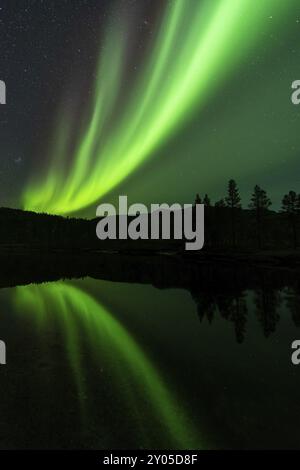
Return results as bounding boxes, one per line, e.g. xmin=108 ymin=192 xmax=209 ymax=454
xmin=0 ymin=273 xmax=299 ymax=449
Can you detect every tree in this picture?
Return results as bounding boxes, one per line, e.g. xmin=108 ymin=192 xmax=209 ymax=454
xmin=249 ymin=185 xmax=271 ymax=248
xmin=249 ymin=185 xmax=271 ymax=212
xmin=215 ymin=198 xmax=226 ymax=208
xmin=225 ymin=179 xmax=241 ymax=247
xmin=282 ymin=190 xmax=299 ymax=248
xmin=225 ymin=179 xmax=241 ymax=209
xmin=203 ymin=194 xmax=211 ymax=206
xmin=194 ymin=193 xmax=202 ymax=205
xmin=249 ymin=185 xmax=271 ymax=249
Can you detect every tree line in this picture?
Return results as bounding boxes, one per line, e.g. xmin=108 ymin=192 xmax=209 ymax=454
xmin=195 ymin=180 xmax=300 ymax=249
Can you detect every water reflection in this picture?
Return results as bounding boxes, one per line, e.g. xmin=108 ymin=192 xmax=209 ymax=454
xmin=191 ymin=284 xmax=300 ymax=342
xmin=13 ymin=281 xmax=201 ymax=449
xmin=0 ymin=254 xmax=300 ymax=448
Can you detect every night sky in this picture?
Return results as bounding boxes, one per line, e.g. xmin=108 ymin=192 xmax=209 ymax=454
xmin=1 ymin=0 xmax=300 ymax=217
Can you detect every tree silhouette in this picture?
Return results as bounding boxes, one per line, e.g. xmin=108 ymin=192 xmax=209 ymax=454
xmin=281 ymin=190 xmax=299 ymax=248
xmin=191 ymin=288 xmax=216 ymax=323
xmin=226 ymin=179 xmax=241 ymax=209
xmin=249 ymin=185 xmax=272 ymax=249
xmin=194 ymin=193 xmax=202 ymax=205
xmin=203 ymin=194 xmax=211 ymax=207
xmin=217 ymin=292 xmax=248 ymax=343
xmin=215 ymin=198 xmax=226 ymax=208
xmin=254 ymin=288 xmax=281 ymax=337
xmin=225 ymin=179 xmax=241 ymax=247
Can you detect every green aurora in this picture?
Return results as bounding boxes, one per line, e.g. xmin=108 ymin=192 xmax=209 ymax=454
xmin=22 ymin=0 xmax=296 ymax=216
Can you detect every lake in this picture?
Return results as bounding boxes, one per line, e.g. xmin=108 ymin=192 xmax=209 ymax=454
xmin=0 ymin=257 xmax=299 ymax=449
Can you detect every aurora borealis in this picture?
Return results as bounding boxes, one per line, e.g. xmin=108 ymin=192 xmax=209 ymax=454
xmin=0 ymin=0 xmax=300 ymax=215
xmin=2 ymin=1 xmax=300 ymax=453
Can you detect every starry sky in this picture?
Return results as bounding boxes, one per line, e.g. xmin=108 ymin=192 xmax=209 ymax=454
xmin=1 ymin=0 xmax=300 ymax=216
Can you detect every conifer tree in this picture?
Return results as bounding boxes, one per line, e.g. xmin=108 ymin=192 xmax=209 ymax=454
xmin=282 ymin=190 xmax=298 ymax=248
xmin=225 ymin=179 xmax=241 ymax=246
xmin=249 ymin=185 xmax=271 ymax=248
xmin=203 ymin=194 xmax=211 ymax=206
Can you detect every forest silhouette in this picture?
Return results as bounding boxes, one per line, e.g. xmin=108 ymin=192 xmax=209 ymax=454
xmin=195 ymin=179 xmax=300 ymax=250
xmin=0 ymin=180 xmax=299 ymax=252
